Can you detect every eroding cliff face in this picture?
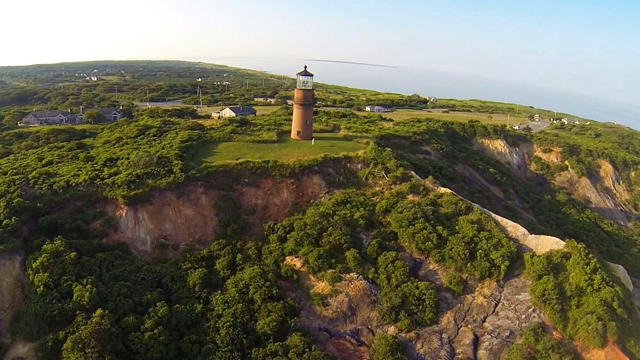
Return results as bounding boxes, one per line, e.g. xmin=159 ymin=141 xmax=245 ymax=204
xmin=476 ymin=138 xmax=638 ymax=226
xmin=237 ymin=175 xmax=326 ymax=229
xmin=554 ymin=161 xmax=635 ymax=225
xmin=0 ymin=252 xmax=37 ymax=360
xmin=0 ymin=252 xmax=24 ymax=344
xmin=103 ymin=185 xmax=220 ymax=258
xmin=533 ymin=145 xmax=563 ymax=164
xmin=475 ymin=138 xmax=534 ymax=177
xmin=103 ymin=174 xmax=327 ymax=258
xmin=534 ymin=146 xmax=637 ymax=225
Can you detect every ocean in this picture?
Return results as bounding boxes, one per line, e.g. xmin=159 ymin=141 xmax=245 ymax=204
xmin=190 ymin=56 xmax=640 ymax=130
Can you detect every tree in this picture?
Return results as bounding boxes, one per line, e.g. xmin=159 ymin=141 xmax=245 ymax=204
xmin=61 ymin=309 xmax=120 ymax=360
xmin=84 ymin=109 xmax=105 ymax=124
xmin=2 ymin=110 xmax=27 ymax=127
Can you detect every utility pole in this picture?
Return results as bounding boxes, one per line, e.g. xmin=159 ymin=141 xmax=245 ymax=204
xmin=246 ymin=80 xmax=249 ymax=89
xmin=198 ymin=85 xmax=203 ymax=108
xmin=115 ymin=86 xmax=118 ymax=101
xmin=146 ymin=89 xmax=150 ymax=107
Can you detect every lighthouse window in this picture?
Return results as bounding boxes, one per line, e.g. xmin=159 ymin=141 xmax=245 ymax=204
xmin=305 ymin=120 xmax=309 ymax=125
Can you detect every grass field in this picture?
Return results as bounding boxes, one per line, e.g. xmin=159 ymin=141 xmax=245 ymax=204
xmin=355 ymin=109 xmax=529 ymax=125
xmin=193 ymin=132 xmax=367 ymax=165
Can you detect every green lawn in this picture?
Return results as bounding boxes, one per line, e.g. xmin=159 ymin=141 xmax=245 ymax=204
xmin=355 ymin=109 xmax=528 ymax=125
xmin=194 ymin=133 xmax=368 ymax=164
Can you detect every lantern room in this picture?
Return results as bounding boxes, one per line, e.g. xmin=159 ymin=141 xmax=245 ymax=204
xmin=296 ymin=65 xmax=314 ymax=90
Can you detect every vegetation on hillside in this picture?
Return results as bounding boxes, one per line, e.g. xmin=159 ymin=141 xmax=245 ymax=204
xmin=265 ymin=183 xmax=516 ymax=330
xmin=1 ymin=61 xmax=640 ymax=360
xmin=525 ymin=241 xmax=640 ymax=357
xmin=505 ymin=324 xmax=578 ymax=360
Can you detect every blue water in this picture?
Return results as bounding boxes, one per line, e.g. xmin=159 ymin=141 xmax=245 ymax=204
xmin=190 ymin=56 xmax=640 ymax=130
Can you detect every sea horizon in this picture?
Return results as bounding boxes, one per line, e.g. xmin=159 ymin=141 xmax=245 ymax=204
xmin=187 ymin=56 xmax=640 ymax=130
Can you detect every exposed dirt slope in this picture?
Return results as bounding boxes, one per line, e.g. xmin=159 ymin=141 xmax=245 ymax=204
xmin=103 ymin=174 xmax=327 ymax=259
xmin=474 ymin=138 xmax=533 ymax=177
xmin=475 ymin=138 xmax=639 ymax=225
xmin=0 ymin=252 xmax=25 ymax=345
xmin=553 ymin=159 xmax=635 ymax=225
xmin=0 ymin=252 xmax=37 ymax=360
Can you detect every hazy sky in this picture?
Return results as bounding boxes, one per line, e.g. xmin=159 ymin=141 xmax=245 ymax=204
xmin=2 ymin=0 xmax=639 ymax=106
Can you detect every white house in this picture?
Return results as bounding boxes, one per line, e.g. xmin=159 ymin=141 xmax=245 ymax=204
xmin=364 ymin=105 xmax=388 ymax=113
xmin=220 ymin=105 xmax=257 ymax=118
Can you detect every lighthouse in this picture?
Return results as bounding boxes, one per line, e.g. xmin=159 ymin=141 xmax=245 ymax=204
xmin=291 ymin=65 xmax=314 ymax=140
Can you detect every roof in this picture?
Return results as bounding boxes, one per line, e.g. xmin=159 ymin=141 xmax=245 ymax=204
xmin=226 ymin=105 xmax=256 ymax=116
xmin=96 ymin=107 xmax=122 ymax=116
xmin=296 ymin=65 xmax=313 ymax=77
xmin=27 ymin=110 xmax=70 ymax=119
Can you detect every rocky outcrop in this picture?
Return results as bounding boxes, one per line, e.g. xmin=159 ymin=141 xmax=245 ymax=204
xmin=479 ymin=141 xmax=638 ymax=226
xmin=283 ymin=256 xmax=379 ymax=360
xmin=103 ymin=175 xmax=326 ymax=258
xmin=412 ymin=276 xmax=543 ymax=360
xmin=285 ymin=254 xmax=546 ymax=360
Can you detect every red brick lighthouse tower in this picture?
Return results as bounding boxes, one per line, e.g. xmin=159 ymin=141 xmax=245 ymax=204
xmin=291 ymin=65 xmax=314 ymax=140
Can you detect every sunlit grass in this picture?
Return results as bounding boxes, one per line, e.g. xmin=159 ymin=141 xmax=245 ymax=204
xmin=193 ymin=132 xmax=367 ymax=165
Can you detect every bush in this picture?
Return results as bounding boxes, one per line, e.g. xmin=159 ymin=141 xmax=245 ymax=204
xmin=370 ymin=334 xmax=405 ymax=360
xmin=505 ymin=324 xmax=578 ymax=360
xmin=444 ymin=272 xmax=465 ymax=296
xmin=524 ymin=241 xmax=640 ymax=355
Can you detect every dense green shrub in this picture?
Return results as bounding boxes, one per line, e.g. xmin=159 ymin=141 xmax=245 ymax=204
xmin=369 ymin=333 xmax=406 ymax=360
xmin=524 ymin=241 xmax=640 ymax=356
xmin=444 ymin=272 xmax=465 ymax=296
xmin=12 ymin=236 xmax=328 ymax=360
xmin=376 ymin=251 xmax=437 ymax=330
xmin=505 ymin=324 xmax=578 ymax=360
xmin=386 ymin=193 xmax=516 ymax=279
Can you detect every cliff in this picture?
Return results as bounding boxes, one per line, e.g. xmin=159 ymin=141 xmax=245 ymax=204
xmin=0 ymin=252 xmax=24 ymax=346
xmin=475 ymin=138 xmax=639 ymax=225
xmin=0 ymin=252 xmax=37 ymax=360
xmin=102 ymin=174 xmax=327 ymax=259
